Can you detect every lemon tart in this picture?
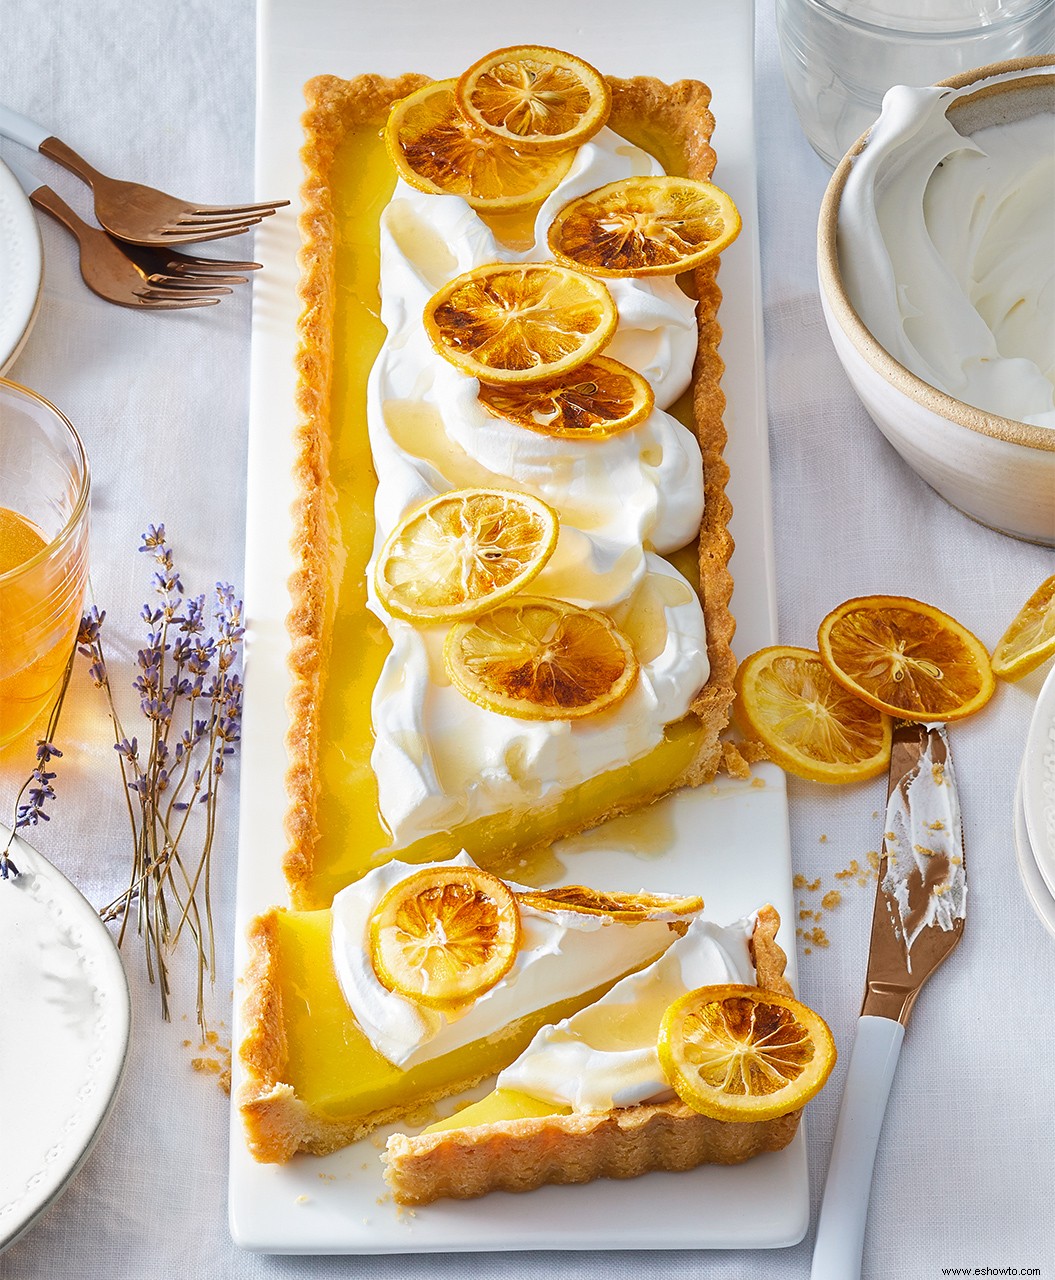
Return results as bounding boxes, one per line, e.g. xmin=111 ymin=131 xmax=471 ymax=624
xmin=238 ymin=856 xmax=705 ymax=1162
xmin=287 ymin=63 xmax=737 ymax=910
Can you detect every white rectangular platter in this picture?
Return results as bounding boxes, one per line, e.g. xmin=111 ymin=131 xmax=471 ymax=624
xmin=230 ymin=0 xmax=808 ymax=1253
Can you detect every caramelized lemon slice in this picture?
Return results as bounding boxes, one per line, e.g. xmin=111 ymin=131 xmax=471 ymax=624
xmin=817 ymin=595 xmax=995 ymax=722
xmin=658 ymin=984 xmax=836 ymax=1123
xmin=733 ymin=645 xmax=892 ymax=784
xmin=548 ymin=176 xmax=742 ymax=277
xmin=991 ymin=574 xmax=1055 ymax=682
xmin=369 ymin=866 xmax=521 ymax=1009
xmin=477 ymin=355 xmax=654 ymax=439
xmin=443 ymin=595 xmax=638 ymax=720
xmin=455 ymin=45 xmax=611 ymax=153
xmin=375 ymin=488 xmax=559 ymax=623
xmin=517 ymin=885 xmax=703 ymax=920
xmin=424 ymin=262 xmax=618 ymax=385
xmin=385 ymin=79 xmax=574 ymax=212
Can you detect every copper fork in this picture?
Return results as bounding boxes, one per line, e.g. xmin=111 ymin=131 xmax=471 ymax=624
xmin=0 ymin=103 xmax=287 ymax=246
xmin=8 ymin=159 xmax=249 ymax=310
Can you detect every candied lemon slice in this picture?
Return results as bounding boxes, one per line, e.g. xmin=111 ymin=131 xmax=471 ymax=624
xmin=658 ymin=984 xmax=836 ymax=1123
xmin=455 ymin=45 xmax=611 ymax=153
xmin=424 ymin=262 xmax=617 ymax=386
xmin=477 ymin=355 xmax=654 ymax=439
xmin=443 ymin=595 xmax=638 ymax=720
xmin=733 ymin=645 xmax=892 ymax=784
xmin=369 ymin=866 xmax=521 ymax=1009
xmin=547 ymin=175 xmax=742 ymax=277
xmin=991 ymin=574 xmax=1055 ymax=682
xmin=384 ymin=79 xmax=574 ymax=212
xmin=516 ymin=885 xmax=703 ymax=920
xmin=817 ymin=595 xmax=995 ymax=722
xmin=375 ymin=488 xmax=559 ymax=623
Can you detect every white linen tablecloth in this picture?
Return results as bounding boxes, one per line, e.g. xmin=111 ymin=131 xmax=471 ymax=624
xmin=1 ymin=2 xmax=1052 ymax=1276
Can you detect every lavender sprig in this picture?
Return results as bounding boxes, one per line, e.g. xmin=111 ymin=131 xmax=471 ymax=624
xmin=82 ymin=527 xmax=243 ymax=1031
xmin=2 ymin=642 xmax=77 ymax=880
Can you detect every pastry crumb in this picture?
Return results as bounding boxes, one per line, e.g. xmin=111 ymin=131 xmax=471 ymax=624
xmin=821 ymin=889 xmax=841 ymax=911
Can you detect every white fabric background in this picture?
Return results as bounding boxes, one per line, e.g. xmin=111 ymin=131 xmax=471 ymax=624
xmin=1 ymin=1 xmax=1052 ymax=1276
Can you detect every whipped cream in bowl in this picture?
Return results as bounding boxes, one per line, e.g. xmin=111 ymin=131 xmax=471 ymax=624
xmin=817 ymin=57 xmax=1055 ymax=546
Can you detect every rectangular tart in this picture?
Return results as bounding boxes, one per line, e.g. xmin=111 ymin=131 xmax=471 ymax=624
xmin=285 ymin=71 xmax=737 ymax=911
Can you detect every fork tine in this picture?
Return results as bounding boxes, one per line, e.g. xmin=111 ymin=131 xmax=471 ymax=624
xmin=132 ymin=294 xmax=223 ymax=310
xmin=174 ymin=207 xmax=278 ymax=227
xmin=162 ymin=253 xmax=261 ymax=273
xmin=187 ymin=199 xmax=289 ymax=217
xmin=144 ymin=274 xmax=237 ymax=291
xmin=134 ymin=284 xmax=228 ymax=301
xmin=159 ymin=217 xmax=269 ymax=241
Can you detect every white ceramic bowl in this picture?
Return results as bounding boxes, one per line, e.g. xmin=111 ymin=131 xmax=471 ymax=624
xmin=817 ymin=57 xmax=1055 ymax=546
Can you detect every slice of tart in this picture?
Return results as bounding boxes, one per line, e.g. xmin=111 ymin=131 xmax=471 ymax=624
xmin=383 ymin=905 xmax=828 ymax=1205
xmin=238 ymin=856 xmax=705 ymax=1162
xmin=288 ymin=58 xmax=737 ymax=910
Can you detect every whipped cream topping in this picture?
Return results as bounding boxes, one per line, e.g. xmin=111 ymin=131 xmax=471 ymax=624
xmin=881 ymin=725 xmax=966 ymax=970
xmin=330 ymin=853 xmax=699 ymax=1070
xmin=838 ymin=67 xmax=1055 ymax=428
xmin=364 ymin=128 xmax=709 ymax=844
xmin=497 ymin=914 xmax=757 ymax=1112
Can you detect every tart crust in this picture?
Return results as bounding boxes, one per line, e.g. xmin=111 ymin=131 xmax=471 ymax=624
xmin=285 ymin=72 xmax=737 ymax=909
xmin=382 ymin=906 xmax=799 ymax=1204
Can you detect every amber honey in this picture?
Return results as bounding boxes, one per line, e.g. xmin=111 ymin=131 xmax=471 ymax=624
xmin=0 ymin=381 xmax=90 ymax=751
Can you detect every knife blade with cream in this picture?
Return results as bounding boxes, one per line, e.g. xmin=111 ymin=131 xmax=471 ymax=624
xmin=811 ymin=720 xmax=966 ymax=1280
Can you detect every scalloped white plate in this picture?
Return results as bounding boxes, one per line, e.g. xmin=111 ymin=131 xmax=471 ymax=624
xmin=1014 ymin=763 xmax=1055 ymax=941
xmin=0 ymin=829 xmax=130 ymax=1254
xmin=1021 ymin=663 xmax=1055 ymax=905
xmin=0 ymin=155 xmax=43 ymax=374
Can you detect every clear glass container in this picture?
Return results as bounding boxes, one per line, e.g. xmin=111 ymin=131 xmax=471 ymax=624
xmin=0 ymin=378 xmax=90 ymax=749
xmin=776 ymin=0 xmax=1055 ymax=165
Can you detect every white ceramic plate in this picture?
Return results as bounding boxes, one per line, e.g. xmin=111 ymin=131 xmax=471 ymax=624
xmin=230 ymin=0 xmax=806 ymax=1254
xmin=1021 ymin=663 xmax=1055 ymax=903
xmin=1013 ymin=763 xmax=1055 ymax=941
xmin=0 ymin=155 xmax=43 ymax=373
xmin=0 ymin=829 xmax=131 ymax=1254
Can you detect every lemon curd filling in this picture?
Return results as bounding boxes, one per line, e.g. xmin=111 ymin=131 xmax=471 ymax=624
xmin=267 ymin=904 xmax=679 ymax=1119
xmin=299 ymin=116 xmax=726 ymax=910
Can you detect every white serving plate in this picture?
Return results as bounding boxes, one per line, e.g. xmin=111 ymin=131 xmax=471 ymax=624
xmin=1021 ymin=663 xmax=1055 ymax=903
xmin=1014 ymin=763 xmax=1055 ymax=942
xmin=0 ymin=154 xmax=43 ymax=374
xmin=0 ymin=829 xmax=131 ymax=1253
xmin=230 ymin=0 xmax=806 ymax=1253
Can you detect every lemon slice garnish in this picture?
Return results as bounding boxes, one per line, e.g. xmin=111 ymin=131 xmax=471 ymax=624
xmin=516 ymin=885 xmax=702 ymax=921
xmin=658 ymin=984 xmax=836 ymax=1123
xmin=455 ymin=45 xmax=611 ymax=153
xmin=369 ymin=866 xmax=521 ymax=1010
xmin=817 ymin=595 xmax=995 ymax=722
xmin=991 ymin=574 xmax=1055 ymax=682
xmin=548 ymin=176 xmax=742 ymax=277
xmin=477 ymin=355 xmax=654 ymax=440
xmin=375 ymin=488 xmax=559 ymax=624
xmin=733 ymin=645 xmax=892 ymax=784
xmin=443 ymin=595 xmax=638 ymax=721
xmin=423 ymin=262 xmax=618 ymax=386
xmin=385 ymin=79 xmax=574 ymax=212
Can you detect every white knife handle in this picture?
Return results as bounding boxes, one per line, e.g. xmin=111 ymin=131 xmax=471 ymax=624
xmin=0 ymin=104 xmax=50 ymax=151
xmin=810 ymin=1014 xmax=905 ymax=1280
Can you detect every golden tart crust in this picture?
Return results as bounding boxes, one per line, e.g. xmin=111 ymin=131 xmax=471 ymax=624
xmin=383 ymin=906 xmax=799 ymax=1205
xmin=284 ymin=71 xmax=737 ymax=910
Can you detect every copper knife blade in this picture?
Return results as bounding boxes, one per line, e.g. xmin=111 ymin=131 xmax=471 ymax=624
xmin=861 ymin=719 xmax=967 ymax=1025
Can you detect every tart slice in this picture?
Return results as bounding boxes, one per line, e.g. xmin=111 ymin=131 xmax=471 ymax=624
xmin=238 ymin=856 xmax=705 ymax=1161
xmin=383 ymin=905 xmax=823 ymax=1204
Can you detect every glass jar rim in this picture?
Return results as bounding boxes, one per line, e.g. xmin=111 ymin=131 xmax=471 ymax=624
xmin=789 ymin=0 xmax=1054 ymax=41
xmin=0 ymin=376 xmax=91 ymax=586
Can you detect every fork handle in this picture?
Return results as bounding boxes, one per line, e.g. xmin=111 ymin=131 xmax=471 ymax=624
xmin=810 ymin=1015 xmax=905 ymax=1280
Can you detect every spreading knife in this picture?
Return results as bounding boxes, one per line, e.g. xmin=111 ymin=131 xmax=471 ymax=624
xmin=811 ymin=720 xmax=967 ymax=1280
